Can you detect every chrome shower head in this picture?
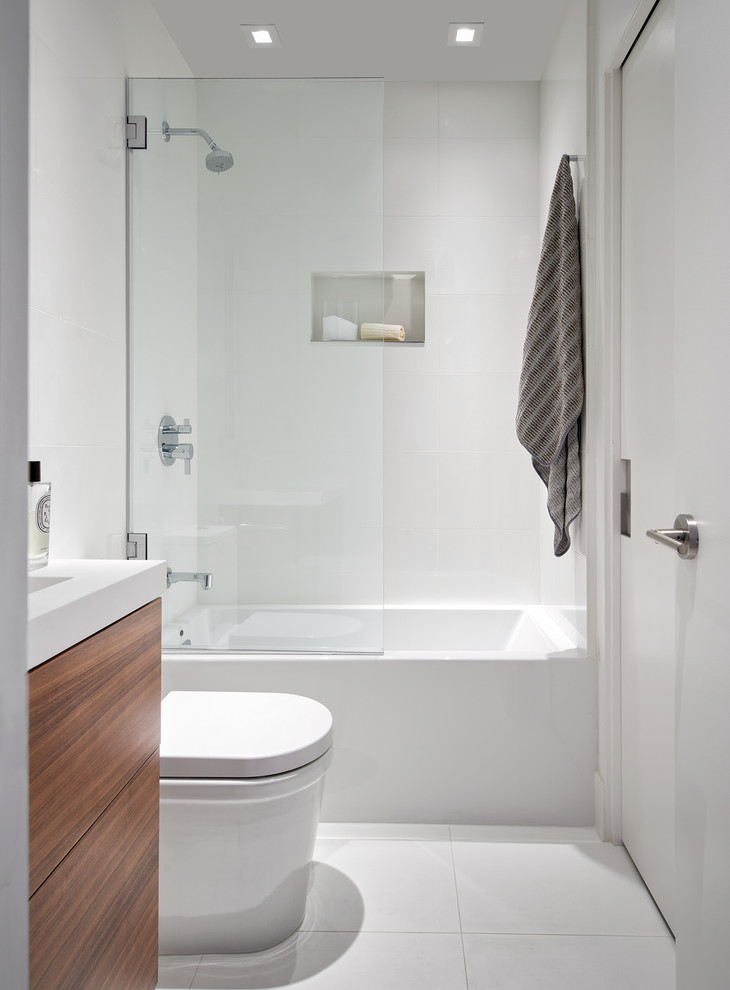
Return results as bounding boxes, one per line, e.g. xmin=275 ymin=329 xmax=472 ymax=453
xmin=162 ymin=120 xmax=234 ymax=173
xmin=205 ymin=146 xmax=234 ymax=173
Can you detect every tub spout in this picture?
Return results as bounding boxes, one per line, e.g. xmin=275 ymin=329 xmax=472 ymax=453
xmin=166 ymin=568 xmax=213 ymax=591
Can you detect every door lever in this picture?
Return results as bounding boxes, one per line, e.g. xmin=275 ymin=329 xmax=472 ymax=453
xmin=646 ymin=513 xmax=698 ymax=559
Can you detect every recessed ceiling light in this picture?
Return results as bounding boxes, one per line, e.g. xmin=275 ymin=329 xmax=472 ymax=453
xmin=241 ymin=24 xmax=282 ymax=48
xmin=447 ymin=22 xmax=484 ymax=47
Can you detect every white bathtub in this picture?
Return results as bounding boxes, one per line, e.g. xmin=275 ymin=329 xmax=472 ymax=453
xmin=162 ymin=606 xmax=596 ymax=826
xmin=162 ymin=604 xmax=579 ymax=657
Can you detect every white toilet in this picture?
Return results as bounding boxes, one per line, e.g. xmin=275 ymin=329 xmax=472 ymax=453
xmin=158 ymin=691 xmax=333 ymax=955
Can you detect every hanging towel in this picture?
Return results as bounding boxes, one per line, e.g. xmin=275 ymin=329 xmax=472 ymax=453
xmin=516 ymin=154 xmax=584 ymax=557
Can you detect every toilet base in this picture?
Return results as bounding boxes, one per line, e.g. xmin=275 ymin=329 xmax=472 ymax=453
xmin=158 ymin=748 xmax=331 ymax=955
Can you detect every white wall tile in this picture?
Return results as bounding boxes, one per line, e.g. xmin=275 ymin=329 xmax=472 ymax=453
xmin=384 ymin=138 xmax=438 ymax=217
xmin=438 ymin=138 xmax=539 ymax=218
xmin=380 ymin=83 xmax=542 ymax=607
xmin=437 ymin=217 xmax=539 ymax=295
xmin=438 ymin=82 xmax=540 ymax=139
xmin=32 ymin=0 xmax=125 ymax=79
xmin=30 ymin=34 xmax=126 ymax=226
xmin=384 ymin=217 xmax=439 ymax=283
xmin=300 ymin=215 xmax=384 ymax=275
xmin=438 ymin=374 xmax=520 ymax=452
xmin=438 ymin=529 xmax=540 ymax=604
xmin=297 ymin=79 xmax=385 ymax=138
xmin=384 ymin=451 xmax=439 ymax=529
xmin=28 ymin=309 xmax=126 ymax=448
xmin=30 ymin=174 xmax=126 ymax=339
xmin=438 ymin=294 xmax=529 ymax=374
xmin=384 ymin=374 xmax=439 ymax=451
xmin=297 ymin=137 xmax=383 ymax=217
xmin=385 ymin=82 xmax=439 ymax=138
xmin=438 ymin=451 xmax=540 ymax=531
xmin=195 ymin=79 xmax=299 ymax=140
xmin=384 ymin=528 xmax=439 ymax=605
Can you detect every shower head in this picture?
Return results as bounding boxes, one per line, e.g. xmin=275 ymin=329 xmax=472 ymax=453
xmin=162 ymin=120 xmax=234 ymax=173
xmin=205 ymin=146 xmax=234 ymax=173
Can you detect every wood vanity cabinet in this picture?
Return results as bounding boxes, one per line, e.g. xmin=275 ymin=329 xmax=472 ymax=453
xmin=28 ymin=599 xmax=161 ymax=990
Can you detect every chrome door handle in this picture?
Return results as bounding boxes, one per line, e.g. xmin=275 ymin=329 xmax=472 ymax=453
xmin=646 ymin=513 xmax=698 ymax=559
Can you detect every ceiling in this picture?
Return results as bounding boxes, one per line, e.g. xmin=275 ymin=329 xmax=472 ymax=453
xmin=151 ymin=0 xmax=573 ymax=81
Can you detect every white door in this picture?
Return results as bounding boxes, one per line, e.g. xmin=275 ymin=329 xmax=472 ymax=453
xmin=672 ymin=0 xmax=730 ymax=985
xmin=620 ymin=0 xmax=676 ymax=932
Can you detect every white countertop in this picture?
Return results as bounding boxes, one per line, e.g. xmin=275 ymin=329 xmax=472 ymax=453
xmin=27 ymin=559 xmax=167 ymax=671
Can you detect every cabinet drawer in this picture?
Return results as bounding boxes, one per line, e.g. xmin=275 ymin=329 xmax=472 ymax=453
xmin=28 ymin=599 xmax=161 ymax=895
xmin=30 ymin=751 xmax=159 ymax=990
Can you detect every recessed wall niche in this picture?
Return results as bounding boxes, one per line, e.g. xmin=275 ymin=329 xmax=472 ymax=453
xmin=311 ymin=272 xmax=426 ymax=342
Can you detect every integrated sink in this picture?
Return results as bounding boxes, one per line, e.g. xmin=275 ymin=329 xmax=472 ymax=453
xmin=28 ymin=574 xmax=72 ymax=594
xmin=26 ymin=559 xmax=167 ymax=669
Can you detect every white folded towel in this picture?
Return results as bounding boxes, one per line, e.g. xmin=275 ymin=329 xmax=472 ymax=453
xmin=322 ymin=315 xmax=359 ymax=341
xmin=359 ymin=322 xmax=406 ymax=341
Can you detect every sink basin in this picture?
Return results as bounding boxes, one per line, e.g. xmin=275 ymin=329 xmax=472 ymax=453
xmin=27 ymin=559 xmax=167 ymax=670
xmin=28 ymin=574 xmax=72 ymax=594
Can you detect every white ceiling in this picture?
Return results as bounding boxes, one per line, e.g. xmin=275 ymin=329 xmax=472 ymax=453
xmin=151 ymin=0 xmax=572 ymax=81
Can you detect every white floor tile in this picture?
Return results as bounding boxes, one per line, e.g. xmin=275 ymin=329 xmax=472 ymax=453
xmin=191 ymin=932 xmax=467 ymax=989
xmin=157 ymin=954 xmax=201 ymax=989
xmin=463 ymin=934 xmax=676 ymax=990
xmin=450 ymin=825 xmax=601 ymax=844
xmin=452 ymin=840 xmax=671 ymax=936
xmin=318 ymin=822 xmax=451 ymax=841
xmin=306 ymin=838 xmax=460 ymax=933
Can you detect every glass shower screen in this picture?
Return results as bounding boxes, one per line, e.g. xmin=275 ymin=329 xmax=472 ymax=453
xmin=128 ymin=79 xmax=385 ymax=652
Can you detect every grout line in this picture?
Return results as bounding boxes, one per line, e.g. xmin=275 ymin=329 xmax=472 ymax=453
xmin=298 ymin=928 xmax=463 ymax=934
xmin=189 ymin=953 xmax=203 ymax=988
xmin=457 ymin=931 xmax=675 ymax=939
xmin=448 ymin=825 xmax=471 ymax=989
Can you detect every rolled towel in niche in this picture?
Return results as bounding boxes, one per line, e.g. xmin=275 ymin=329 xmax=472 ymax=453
xmin=360 ymin=322 xmax=406 ymax=341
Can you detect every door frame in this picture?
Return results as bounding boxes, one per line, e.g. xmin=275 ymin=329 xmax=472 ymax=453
xmin=588 ymin=0 xmax=660 ymax=843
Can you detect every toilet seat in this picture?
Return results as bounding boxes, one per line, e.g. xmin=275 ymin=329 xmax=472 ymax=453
xmin=160 ymin=691 xmax=333 ymax=778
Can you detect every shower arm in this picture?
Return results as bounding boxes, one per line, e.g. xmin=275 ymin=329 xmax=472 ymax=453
xmin=162 ymin=121 xmax=218 ymax=150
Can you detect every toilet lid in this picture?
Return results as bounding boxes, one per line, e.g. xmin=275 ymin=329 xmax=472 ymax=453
xmin=160 ymin=691 xmax=333 ymax=778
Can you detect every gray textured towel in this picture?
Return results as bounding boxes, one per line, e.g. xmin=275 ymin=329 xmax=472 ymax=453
xmin=516 ymin=154 xmax=584 ymax=557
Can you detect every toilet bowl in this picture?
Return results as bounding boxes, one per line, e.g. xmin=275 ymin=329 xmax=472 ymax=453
xmin=158 ymin=691 xmax=333 ymax=955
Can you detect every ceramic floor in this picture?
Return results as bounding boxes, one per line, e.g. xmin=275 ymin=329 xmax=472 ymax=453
xmin=157 ymin=824 xmax=675 ymax=990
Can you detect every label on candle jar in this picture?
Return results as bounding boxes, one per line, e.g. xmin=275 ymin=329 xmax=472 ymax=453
xmin=36 ymin=492 xmax=51 ymax=534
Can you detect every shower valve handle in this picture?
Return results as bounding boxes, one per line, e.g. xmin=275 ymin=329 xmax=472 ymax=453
xmin=159 ymin=415 xmax=194 ymax=474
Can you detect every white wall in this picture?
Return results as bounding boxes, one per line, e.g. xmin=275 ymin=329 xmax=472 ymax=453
xmin=28 ymin=0 xmax=191 ymax=561
xmin=538 ymin=0 xmax=588 ymax=642
xmin=383 ymin=82 xmax=543 ymax=607
xmin=0 ymin=0 xmax=30 ymax=982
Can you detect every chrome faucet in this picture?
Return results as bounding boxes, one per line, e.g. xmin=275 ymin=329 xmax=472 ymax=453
xmin=166 ymin=568 xmax=213 ymax=591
